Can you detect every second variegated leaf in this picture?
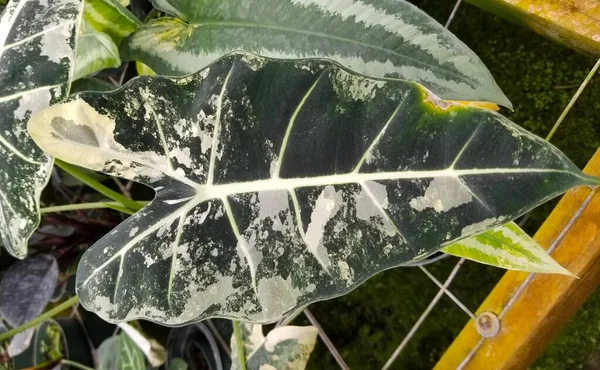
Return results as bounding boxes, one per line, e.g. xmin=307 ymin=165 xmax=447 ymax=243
xmin=121 ymin=0 xmax=511 ymax=106
xmin=443 ymin=222 xmax=572 ymax=275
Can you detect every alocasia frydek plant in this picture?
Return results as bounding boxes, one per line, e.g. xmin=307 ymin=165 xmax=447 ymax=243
xmin=29 ymin=54 xmax=597 ymax=325
xmin=1 ymin=0 xmax=599 ymax=367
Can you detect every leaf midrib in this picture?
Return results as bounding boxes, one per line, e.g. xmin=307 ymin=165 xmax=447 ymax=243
xmin=156 ymin=19 xmax=476 ymax=87
xmin=81 ymin=166 xmax=584 ymax=288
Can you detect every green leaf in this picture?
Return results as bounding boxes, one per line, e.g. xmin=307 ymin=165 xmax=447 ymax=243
xmin=13 ymin=319 xmax=67 ymax=368
xmin=117 ymin=322 xmax=167 ymax=366
xmin=70 ymin=78 xmax=116 ymax=94
xmin=136 ymin=61 xmax=155 ymax=76
xmin=231 ymin=324 xmax=317 ymax=370
xmin=120 ymin=333 xmax=146 ymax=369
xmin=0 ymin=0 xmax=82 ymax=259
xmin=121 ymin=0 xmax=511 ymax=107
xmin=442 ymin=221 xmax=572 ymax=275
xmin=97 ymin=333 xmax=146 ymax=370
xmin=84 ymin=0 xmax=141 ymax=45
xmin=169 ymin=358 xmax=188 ymax=370
xmin=74 ymin=22 xmax=121 ymax=81
xmin=28 ymin=54 xmax=599 ymax=325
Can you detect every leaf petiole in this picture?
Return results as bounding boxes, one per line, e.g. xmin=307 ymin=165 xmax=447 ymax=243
xmin=54 ymin=159 xmax=143 ymax=213
xmin=233 ymin=320 xmax=247 ymax=370
xmin=61 ymin=360 xmax=95 ymax=370
xmin=0 ymin=296 xmax=79 ymax=342
xmin=40 ymin=201 xmax=150 ymax=215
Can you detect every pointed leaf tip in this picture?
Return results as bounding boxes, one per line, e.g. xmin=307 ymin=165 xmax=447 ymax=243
xmin=443 ymin=222 xmax=574 ymax=276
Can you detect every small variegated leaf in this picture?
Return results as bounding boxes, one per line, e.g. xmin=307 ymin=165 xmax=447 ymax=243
xmin=97 ymin=333 xmax=146 ymax=370
xmin=28 ymin=54 xmax=599 ymax=325
xmin=230 ymin=324 xmax=317 ymax=370
xmin=117 ymin=322 xmax=167 ymax=366
xmin=84 ymin=0 xmax=140 ymax=44
xmin=74 ymin=22 xmax=121 ymax=80
xmin=442 ymin=221 xmax=572 ymax=275
xmin=0 ymin=0 xmax=82 ymax=258
xmin=121 ymin=0 xmax=511 ymax=106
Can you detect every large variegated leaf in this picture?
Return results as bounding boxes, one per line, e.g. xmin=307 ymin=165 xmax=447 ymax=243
xmin=231 ymin=324 xmax=317 ymax=370
xmin=84 ymin=0 xmax=140 ymax=44
xmin=0 ymin=0 xmax=82 ymax=258
xmin=120 ymin=0 xmax=511 ymax=107
xmin=442 ymin=221 xmax=572 ymax=275
xmin=74 ymin=22 xmax=121 ymax=80
xmin=28 ymin=54 xmax=599 ymax=325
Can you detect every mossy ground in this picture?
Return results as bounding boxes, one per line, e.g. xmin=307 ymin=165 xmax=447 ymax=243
xmin=305 ymin=1 xmax=600 ymax=368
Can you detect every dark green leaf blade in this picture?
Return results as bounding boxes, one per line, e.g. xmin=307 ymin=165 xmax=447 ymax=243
xmin=121 ymin=0 xmax=511 ymax=106
xmin=28 ymin=54 xmax=599 ymax=325
xmin=0 ymin=0 xmax=82 ymax=258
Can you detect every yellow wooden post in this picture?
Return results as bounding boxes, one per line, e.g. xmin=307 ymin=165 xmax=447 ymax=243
xmin=465 ymin=0 xmax=600 ymax=57
xmin=435 ymin=148 xmax=600 ymax=369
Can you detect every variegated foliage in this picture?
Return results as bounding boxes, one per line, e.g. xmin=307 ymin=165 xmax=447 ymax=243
xmin=28 ymin=54 xmax=599 ymax=325
xmin=83 ymin=0 xmax=140 ymax=45
xmin=231 ymin=324 xmax=317 ymax=370
xmin=120 ymin=0 xmax=511 ymax=107
xmin=442 ymin=222 xmax=571 ymax=274
xmin=0 ymin=0 xmax=82 ymax=258
xmin=97 ymin=333 xmax=146 ymax=370
xmin=74 ymin=21 xmax=120 ymax=80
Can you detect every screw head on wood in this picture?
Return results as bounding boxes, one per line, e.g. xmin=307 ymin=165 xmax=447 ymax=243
xmin=475 ymin=311 xmax=500 ymax=338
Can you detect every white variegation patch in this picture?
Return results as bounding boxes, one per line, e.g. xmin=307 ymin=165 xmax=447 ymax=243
xmin=410 ymin=176 xmax=473 ymax=213
xmin=304 ymin=186 xmax=342 ymax=269
xmin=231 ymin=323 xmax=318 ymax=370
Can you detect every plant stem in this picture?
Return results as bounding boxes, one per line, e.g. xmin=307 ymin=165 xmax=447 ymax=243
xmin=0 ymin=296 xmax=79 ymax=342
xmin=61 ymin=359 xmax=95 ymax=370
xmin=40 ymin=201 xmax=149 ymax=214
xmin=55 ymin=160 xmax=143 ymax=212
xmin=232 ymin=321 xmax=247 ymax=370
xmin=546 ymin=57 xmax=600 ymax=142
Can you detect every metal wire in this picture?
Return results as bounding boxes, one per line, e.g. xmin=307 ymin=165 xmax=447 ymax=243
xmin=382 ymin=259 xmax=467 ymax=370
xmin=444 ymin=0 xmax=463 ymax=28
xmin=419 ymin=265 xmax=476 ymax=319
xmin=518 ymin=56 xmax=600 ymax=228
xmin=546 ymin=58 xmax=600 ymax=142
xmin=457 ymin=187 xmax=598 ymax=369
xmin=304 ymin=309 xmax=350 ymax=370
